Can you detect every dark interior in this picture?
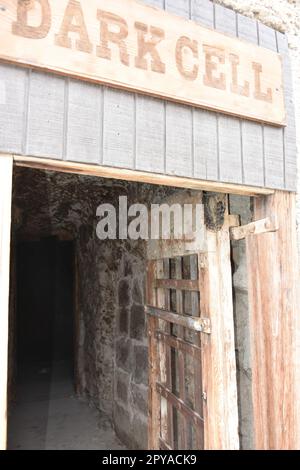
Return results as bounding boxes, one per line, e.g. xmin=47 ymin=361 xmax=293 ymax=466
xmin=17 ymin=238 xmax=74 ymax=369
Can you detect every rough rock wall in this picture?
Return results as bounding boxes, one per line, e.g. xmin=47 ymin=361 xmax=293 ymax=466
xmin=230 ymin=195 xmax=253 ymax=450
xmin=113 ymin=249 xmax=148 ymax=449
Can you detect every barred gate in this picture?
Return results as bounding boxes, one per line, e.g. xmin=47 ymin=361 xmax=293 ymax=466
xmin=146 ymin=254 xmax=211 ymax=450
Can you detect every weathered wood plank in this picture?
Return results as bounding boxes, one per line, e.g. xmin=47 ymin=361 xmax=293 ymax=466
xmin=191 ymin=2 xmax=218 ymax=183
xmin=165 ymin=0 xmax=190 ymax=18
xmin=230 ymin=216 xmax=278 ymax=240
xmin=218 ymin=116 xmax=243 ymax=184
xmin=191 ymin=0 xmax=214 ymax=28
xmin=263 ymin=125 xmax=285 ymax=189
xmin=237 ymin=15 xmax=265 ymax=187
xmin=146 ymin=306 xmax=211 ymax=333
xmin=276 ymin=32 xmax=297 ymax=191
xmin=156 ymin=331 xmax=202 ymax=357
xmin=214 ymin=4 xmax=237 ymax=36
xmin=0 ymin=155 xmax=13 ymax=450
xmin=135 ymin=95 xmax=165 ymax=173
xmin=165 ymin=103 xmax=193 ymax=177
xmin=147 ymin=260 xmax=161 ymax=450
xmin=66 ymin=79 xmax=102 ymax=164
xmin=258 ymin=23 xmax=285 ymax=189
xmin=241 ymin=121 xmax=264 ymax=187
xmin=0 ymin=0 xmax=284 ymax=124
xmin=159 ymin=438 xmax=172 ymax=451
xmin=157 ymin=383 xmax=204 ymax=424
xmin=237 ymin=14 xmax=258 ymax=44
xmin=193 ymin=108 xmax=219 ymax=182
xmin=135 ymin=0 xmax=165 ymax=174
xmin=0 ymin=64 xmax=27 ymax=154
xmin=156 ymin=259 xmax=172 ymax=447
xmin=215 ymin=6 xmax=243 ymax=184
xmin=103 ymin=88 xmax=135 ymax=169
xmin=13 ymin=154 xmax=275 ymax=196
xmin=199 ymin=194 xmax=239 ymax=449
xmin=247 ymin=191 xmax=300 ymax=449
xmin=190 ymin=254 xmax=204 ymax=449
xmin=26 ymin=71 xmax=65 ymax=159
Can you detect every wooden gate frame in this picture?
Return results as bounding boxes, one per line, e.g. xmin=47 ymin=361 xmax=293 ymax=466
xmin=147 ymin=192 xmax=240 ymax=450
xmin=0 ymin=153 xmax=299 ymax=449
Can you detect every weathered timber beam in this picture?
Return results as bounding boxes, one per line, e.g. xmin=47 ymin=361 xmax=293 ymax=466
xmin=145 ymin=306 xmax=211 ymax=334
xmin=156 ymin=383 xmax=204 ymax=425
xmin=10 ymin=154 xmax=275 ymax=197
xmin=155 ymin=331 xmax=202 ymax=357
xmin=230 ymin=216 xmax=278 ymax=241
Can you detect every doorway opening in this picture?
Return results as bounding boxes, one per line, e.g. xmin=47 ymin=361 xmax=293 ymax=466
xmin=7 ymin=165 xmax=185 ymax=450
xmin=6 ymin=164 xmax=251 ymax=450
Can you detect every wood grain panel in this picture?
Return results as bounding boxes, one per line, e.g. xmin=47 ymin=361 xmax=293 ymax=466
xmin=66 ymin=79 xmax=102 ymax=164
xmin=247 ymin=191 xmax=300 ymax=449
xmin=215 ymin=5 xmax=242 ymax=184
xmin=237 ymin=15 xmax=264 ymax=186
xmin=276 ymin=32 xmax=297 ymax=191
xmin=136 ymin=95 xmax=165 ymax=173
xmin=258 ymin=23 xmax=285 ymax=189
xmin=0 ymin=0 xmax=285 ymax=125
xmin=103 ymin=87 xmax=135 ymax=168
xmin=26 ymin=71 xmax=65 ymax=158
xmin=0 ymin=64 xmax=27 ymax=154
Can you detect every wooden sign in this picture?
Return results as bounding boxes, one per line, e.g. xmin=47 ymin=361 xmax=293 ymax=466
xmin=0 ymin=0 xmax=285 ymax=125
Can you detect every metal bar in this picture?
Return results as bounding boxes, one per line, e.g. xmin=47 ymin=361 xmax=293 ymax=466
xmin=155 ymin=278 xmax=200 ymax=292
xmin=156 ymin=383 xmax=204 ymax=426
xmin=146 ymin=306 xmax=211 ymax=334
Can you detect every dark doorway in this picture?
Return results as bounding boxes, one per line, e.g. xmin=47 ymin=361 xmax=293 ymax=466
xmin=17 ymin=238 xmax=74 ymax=368
xmin=8 ymin=237 xmax=75 ymax=450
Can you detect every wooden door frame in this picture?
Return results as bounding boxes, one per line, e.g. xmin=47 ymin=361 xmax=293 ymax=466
xmin=1 ymin=153 xmax=300 ymax=450
xmin=0 ymin=155 xmax=13 ymax=450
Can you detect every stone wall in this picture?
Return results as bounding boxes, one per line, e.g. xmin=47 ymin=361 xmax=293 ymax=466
xmin=114 ymin=250 xmax=148 ymax=449
xmin=229 ymin=195 xmax=253 ymax=450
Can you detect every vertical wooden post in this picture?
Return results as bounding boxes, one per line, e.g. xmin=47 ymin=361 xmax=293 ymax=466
xmin=147 ymin=260 xmax=160 ymax=450
xmin=0 ymin=155 xmax=13 ymax=450
xmin=199 ymin=194 xmax=240 ymax=450
xmin=247 ymin=191 xmax=300 ymax=449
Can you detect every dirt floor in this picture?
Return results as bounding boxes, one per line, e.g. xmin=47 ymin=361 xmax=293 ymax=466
xmin=8 ymin=361 xmax=126 ymax=450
